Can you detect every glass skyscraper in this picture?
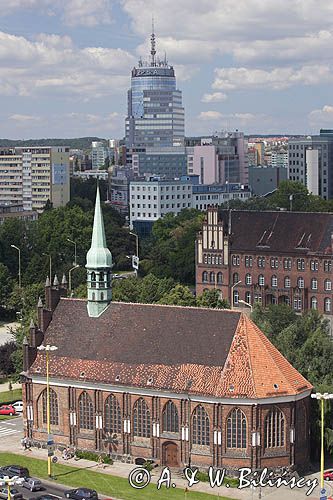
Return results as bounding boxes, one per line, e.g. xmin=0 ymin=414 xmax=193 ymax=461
xmin=125 ymin=30 xmax=185 ymax=149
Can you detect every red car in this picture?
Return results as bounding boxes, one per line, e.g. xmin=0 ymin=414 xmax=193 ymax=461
xmin=0 ymin=405 xmax=16 ymax=416
xmin=324 ymin=469 xmax=333 ymax=481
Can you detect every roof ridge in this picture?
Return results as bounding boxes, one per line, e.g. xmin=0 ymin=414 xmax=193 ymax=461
xmin=240 ymin=314 xmax=257 ymax=398
xmin=61 ymin=297 xmax=241 ymax=314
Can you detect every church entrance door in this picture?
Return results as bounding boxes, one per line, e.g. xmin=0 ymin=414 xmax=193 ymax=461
xmin=162 ymin=442 xmax=179 ymax=467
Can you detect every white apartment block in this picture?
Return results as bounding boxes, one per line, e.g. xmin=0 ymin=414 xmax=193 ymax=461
xmin=91 ymin=141 xmax=109 ymax=170
xmin=0 ymin=147 xmax=70 ymax=212
xmin=129 ymin=179 xmax=192 ymax=228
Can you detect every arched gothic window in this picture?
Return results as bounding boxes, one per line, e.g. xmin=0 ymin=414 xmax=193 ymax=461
xmin=78 ymin=391 xmax=94 ymax=430
xmin=265 ymin=408 xmax=285 ymax=448
xmin=202 ymin=271 xmax=208 ymax=283
xmin=226 ymin=408 xmax=247 ymax=448
xmin=41 ymin=388 xmax=59 ymax=425
xmin=162 ymin=401 xmax=179 ymax=433
xmin=210 ymin=272 xmax=215 ymax=283
xmin=217 ymin=272 xmax=223 ymax=284
xmin=324 ymin=298 xmax=331 ymax=313
xmin=104 ymin=394 xmax=121 ymax=434
xmin=192 ymin=405 xmax=210 ymax=445
xmin=310 ymin=296 xmax=318 ymax=310
xmin=99 ymin=271 xmax=104 ymax=281
xmin=233 ymin=272 xmax=239 ymax=284
xmin=133 ymin=398 xmax=151 ymax=437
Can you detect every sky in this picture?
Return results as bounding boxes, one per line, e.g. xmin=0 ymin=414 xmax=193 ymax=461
xmin=1 ymin=0 xmax=333 ymax=139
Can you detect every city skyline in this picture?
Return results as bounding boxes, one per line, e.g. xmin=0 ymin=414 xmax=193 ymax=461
xmin=1 ymin=0 xmax=333 ymax=138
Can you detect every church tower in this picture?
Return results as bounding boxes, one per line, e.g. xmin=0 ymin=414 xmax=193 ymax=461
xmin=86 ymin=185 xmax=112 ymax=317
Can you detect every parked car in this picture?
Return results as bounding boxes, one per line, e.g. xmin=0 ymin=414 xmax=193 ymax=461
xmin=0 ymin=465 xmax=29 ymax=478
xmin=0 ymin=405 xmax=16 ymax=416
xmin=324 ymin=469 xmax=333 ymax=481
xmin=64 ymin=488 xmax=98 ymax=500
xmin=31 ymin=496 xmax=60 ymax=500
xmin=22 ymin=478 xmax=43 ymax=491
xmin=12 ymin=401 xmax=23 ymax=413
xmin=0 ymin=488 xmax=22 ymax=500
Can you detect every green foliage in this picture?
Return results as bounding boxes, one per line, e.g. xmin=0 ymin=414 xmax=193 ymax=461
xmin=112 ymin=274 xmax=175 ymax=304
xmin=0 ymin=264 xmax=13 ymax=306
xmin=75 ymin=450 xmax=113 ymax=464
xmin=159 ymin=284 xmax=197 ymax=307
xmin=251 ymin=305 xmax=333 ymax=456
xmin=143 ymin=210 xmax=204 ymax=285
xmin=0 ymin=389 xmax=22 ymax=404
xmin=70 ymin=177 xmax=108 ymax=204
xmin=0 ymin=137 xmax=103 ymax=149
xmin=0 ymin=342 xmax=16 ymax=376
xmin=196 ymin=289 xmax=229 ymax=309
xmin=143 ymin=461 xmax=154 ymax=472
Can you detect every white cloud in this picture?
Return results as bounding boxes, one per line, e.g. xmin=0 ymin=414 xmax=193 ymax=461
xmin=212 ymin=65 xmax=333 ymax=91
xmin=9 ymin=114 xmax=41 ymax=122
xmin=0 ymin=31 xmax=135 ymax=99
xmin=201 ymin=92 xmax=227 ymax=103
xmin=0 ymin=0 xmax=112 ymax=27
xmin=308 ymin=105 xmax=333 ymax=127
xmin=198 ymin=111 xmax=223 ymax=120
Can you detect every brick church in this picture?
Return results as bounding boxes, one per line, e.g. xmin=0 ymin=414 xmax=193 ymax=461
xmin=22 ymin=188 xmax=313 ymax=472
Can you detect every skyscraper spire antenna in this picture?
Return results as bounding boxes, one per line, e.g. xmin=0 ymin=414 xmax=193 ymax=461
xmin=150 ymin=15 xmax=156 ymax=66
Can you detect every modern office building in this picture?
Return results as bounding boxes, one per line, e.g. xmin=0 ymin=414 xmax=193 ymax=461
xmin=192 ymin=184 xmax=251 ymax=210
xmin=125 ymin=29 xmax=184 ymax=149
xmin=185 ymin=132 xmax=248 ymax=185
xmin=129 ymin=177 xmax=192 ymax=235
xmin=109 ymin=170 xmax=130 ymax=217
xmin=0 ymin=147 xmax=70 ymax=212
xmin=248 ymin=165 xmax=288 ymax=196
xmin=288 ymin=129 xmax=333 ymax=199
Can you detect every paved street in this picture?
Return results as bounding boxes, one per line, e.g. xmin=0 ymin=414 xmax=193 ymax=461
xmin=0 ymin=322 xmax=18 ymax=347
xmin=0 ymin=417 xmax=332 ymax=499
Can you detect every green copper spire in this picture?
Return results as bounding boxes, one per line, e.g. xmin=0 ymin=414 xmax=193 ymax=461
xmin=86 ymin=185 xmax=112 ymax=269
xmin=86 ymin=185 xmax=112 ymax=317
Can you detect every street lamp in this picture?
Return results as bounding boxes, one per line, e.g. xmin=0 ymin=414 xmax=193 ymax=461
xmin=67 ymin=238 xmax=77 ymax=266
xmin=68 ymin=264 xmax=80 ymax=296
xmin=37 ymin=344 xmax=58 ymax=478
xmin=238 ymin=299 xmax=253 ymax=312
xmin=42 ymin=253 xmax=52 ymax=281
xmin=311 ymin=392 xmax=333 ymax=492
xmin=129 ymin=231 xmax=139 ymax=259
xmin=10 ymin=245 xmax=21 ymax=288
xmin=0 ymin=476 xmax=24 ymax=500
xmin=231 ymin=280 xmax=242 ymax=309
xmin=186 ymin=379 xmax=192 ymax=468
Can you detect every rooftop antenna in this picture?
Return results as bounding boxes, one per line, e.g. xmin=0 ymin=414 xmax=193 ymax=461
xmin=150 ymin=15 xmax=156 ymax=66
xmin=164 ymin=50 xmax=167 ymax=66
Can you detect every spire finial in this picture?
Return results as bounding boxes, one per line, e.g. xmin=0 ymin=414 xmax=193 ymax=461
xmin=150 ymin=15 xmax=156 ymax=66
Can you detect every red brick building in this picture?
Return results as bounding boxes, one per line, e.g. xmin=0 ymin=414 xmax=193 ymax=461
xmin=196 ymin=207 xmax=333 ymax=325
xmin=22 ymin=189 xmax=313 ymax=472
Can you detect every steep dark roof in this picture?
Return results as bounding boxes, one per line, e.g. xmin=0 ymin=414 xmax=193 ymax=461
xmin=218 ymin=210 xmax=333 ymax=254
xmin=30 ymin=298 xmax=312 ymax=399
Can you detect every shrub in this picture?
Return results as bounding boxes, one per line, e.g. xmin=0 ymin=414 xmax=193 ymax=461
xmin=75 ymin=450 xmax=113 ymax=464
xmin=143 ymin=461 xmax=154 ymax=472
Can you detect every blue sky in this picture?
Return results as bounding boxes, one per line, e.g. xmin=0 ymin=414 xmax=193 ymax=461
xmin=0 ymin=0 xmax=333 ymax=139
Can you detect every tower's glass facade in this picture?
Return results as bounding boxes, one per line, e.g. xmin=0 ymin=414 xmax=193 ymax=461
xmin=125 ymin=33 xmax=185 ymax=149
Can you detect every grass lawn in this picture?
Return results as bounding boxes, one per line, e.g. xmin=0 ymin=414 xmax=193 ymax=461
xmin=0 ymin=453 xmax=232 ymax=500
xmin=0 ymin=389 xmax=22 ymax=404
xmin=0 ymin=415 xmax=19 ymax=421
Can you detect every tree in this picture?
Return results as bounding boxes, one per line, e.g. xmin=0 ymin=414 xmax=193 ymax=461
xmin=0 ymin=342 xmax=16 ymax=376
xmin=0 ymin=263 xmax=13 ymax=308
xmin=196 ymin=289 xmax=229 ymax=309
xmin=159 ymin=284 xmax=197 ymax=307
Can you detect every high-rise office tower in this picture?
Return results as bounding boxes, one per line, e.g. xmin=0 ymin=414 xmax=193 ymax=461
xmin=125 ymin=27 xmax=185 ymax=149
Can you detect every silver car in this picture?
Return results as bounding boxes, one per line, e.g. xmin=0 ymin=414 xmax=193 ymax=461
xmin=22 ymin=478 xmax=43 ymax=491
xmin=0 ymin=488 xmax=22 ymax=500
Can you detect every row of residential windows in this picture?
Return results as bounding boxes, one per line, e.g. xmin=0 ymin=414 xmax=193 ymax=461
xmin=41 ymin=390 xmax=286 ymax=449
xmin=231 ymin=255 xmax=332 ymax=273
xmin=231 ymin=272 xmax=332 ymax=291
xmin=231 ymin=290 xmax=331 ymax=312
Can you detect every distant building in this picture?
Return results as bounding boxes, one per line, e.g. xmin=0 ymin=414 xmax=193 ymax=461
xmin=91 ymin=141 xmax=109 ymax=170
xmin=0 ymin=146 xmax=70 ymax=212
xmin=185 ymin=132 xmax=248 ymax=185
xmin=192 ymin=184 xmax=251 ymax=210
xmin=288 ymin=130 xmax=333 ymax=199
xmin=73 ymin=170 xmax=109 ymax=181
xmin=271 ymin=150 xmax=288 ymax=168
xmin=0 ymin=203 xmax=38 ymax=224
xmin=109 ymin=170 xmax=130 ymax=217
xmin=129 ymin=178 xmax=192 ymax=235
xmin=248 ymin=165 xmax=288 ymax=195
xmin=196 ymin=207 xmax=333 ymax=331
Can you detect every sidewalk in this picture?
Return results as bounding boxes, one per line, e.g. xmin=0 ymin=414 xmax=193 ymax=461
xmin=0 ymin=435 xmax=326 ymax=500
xmin=0 ymin=382 xmax=21 ymax=393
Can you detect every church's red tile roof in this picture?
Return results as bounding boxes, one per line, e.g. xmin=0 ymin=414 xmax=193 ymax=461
xmin=30 ymin=299 xmax=312 ymax=399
